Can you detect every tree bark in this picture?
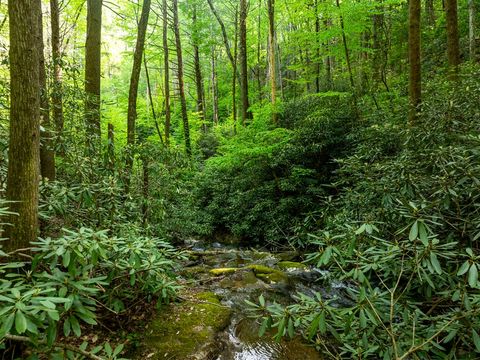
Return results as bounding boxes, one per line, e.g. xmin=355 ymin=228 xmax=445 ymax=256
xmin=107 ymin=123 xmax=115 ymax=171
xmin=38 ymin=3 xmax=56 ymax=180
xmin=409 ymin=0 xmax=421 ymax=124
xmin=233 ymin=5 xmax=239 ymax=134
xmin=445 ymin=0 xmax=461 ymax=70
xmin=267 ymin=0 xmax=277 ymax=124
xmin=126 ymin=0 xmax=151 ymax=190
xmin=85 ymin=0 xmax=102 ymax=148
xmin=162 ymin=0 xmax=171 ymax=146
xmin=239 ymin=0 xmax=252 ymax=124
xmin=173 ymin=0 xmax=192 ymax=156
xmin=192 ymin=5 xmax=206 ymax=131
xmin=425 ymin=0 xmax=436 ymax=26
xmin=4 ymin=0 xmax=42 ymax=252
xmin=50 ymin=0 xmax=64 ymax=144
xmin=469 ymin=0 xmax=476 ymax=61
xmin=211 ymin=47 xmax=219 ymax=125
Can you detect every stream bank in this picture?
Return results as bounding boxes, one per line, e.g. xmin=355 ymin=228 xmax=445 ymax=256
xmin=136 ymin=240 xmax=339 ymax=360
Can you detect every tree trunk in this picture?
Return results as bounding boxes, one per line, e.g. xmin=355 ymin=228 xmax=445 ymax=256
xmin=336 ymin=0 xmax=358 ymax=116
xmin=107 ymin=123 xmax=115 ymax=171
xmin=233 ymin=5 xmax=239 ymax=134
xmin=239 ymin=0 xmax=252 ymax=124
xmin=126 ymin=0 xmax=151 ymax=191
xmin=50 ymin=0 xmax=64 ymax=145
xmin=38 ymin=4 xmax=56 ymax=180
xmin=314 ymin=0 xmax=321 ymax=93
xmin=409 ymin=0 xmax=422 ymax=124
xmin=426 ymin=0 xmax=436 ymax=26
xmin=445 ymin=0 xmax=461 ymax=70
xmin=192 ymin=5 xmax=206 ymax=132
xmin=267 ymin=0 xmax=277 ymax=124
xmin=142 ymin=157 xmax=149 ymax=226
xmin=469 ymin=0 xmax=476 ymax=61
xmin=4 ymin=0 xmax=41 ymax=253
xmin=173 ymin=0 xmax=191 ymax=156
xmin=144 ymin=56 xmax=165 ymax=145
xmin=162 ymin=0 xmax=171 ymax=146
xmin=211 ymin=47 xmax=219 ymax=125
xmin=324 ymin=18 xmax=333 ymax=91
xmin=256 ymin=2 xmax=263 ymax=102
xmin=85 ymin=0 xmax=102 ymax=148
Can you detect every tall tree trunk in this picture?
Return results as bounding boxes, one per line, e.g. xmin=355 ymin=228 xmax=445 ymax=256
xmin=173 ymin=0 xmax=191 ymax=156
xmin=314 ymin=0 xmax=321 ymax=93
xmin=162 ymin=0 xmax=171 ymax=146
xmin=445 ymin=0 xmax=460 ymax=70
xmin=192 ymin=5 xmax=206 ymax=132
xmin=233 ymin=5 xmax=239 ymax=134
xmin=50 ymin=0 xmax=64 ymax=145
xmin=239 ymin=0 xmax=252 ymax=124
xmin=267 ymin=0 xmax=277 ymax=124
xmin=324 ymin=18 xmax=333 ymax=91
xmin=144 ymin=56 xmax=165 ymax=145
xmin=211 ymin=47 xmax=219 ymax=125
xmin=126 ymin=0 xmax=151 ymax=191
xmin=336 ymin=0 xmax=358 ymax=116
xmin=257 ymin=1 xmax=263 ymax=102
xmin=469 ymin=0 xmax=476 ymax=61
xmin=4 ymin=0 xmax=41 ymax=252
xmin=426 ymin=0 xmax=436 ymax=26
xmin=38 ymin=4 xmax=55 ymax=180
xmin=85 ymin=0 xmax=102 ymax=148
xmin=409 ymin=0 xmax=421 ymax=124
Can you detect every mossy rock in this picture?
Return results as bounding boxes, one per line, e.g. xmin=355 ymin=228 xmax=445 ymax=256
xmin=277 ymin=261 xmax=307 ymax=270
xmin=142 ymin=291 xmax=231 ymax=359
xmin=210 ymin=267 xmax=238 ymax=276
xmin=276 ymin=251 xmax=300 ymax=261
xmin=246 ymin=264 xmax=288 ymax=283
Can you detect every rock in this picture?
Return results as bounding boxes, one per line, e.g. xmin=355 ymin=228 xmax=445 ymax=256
xmin=210 ymin=268 xmax=238 ymax=276
xmin=141 ymin=291 xmax=232 ymax=360
xmin=246 ymin=264 xmax=288 ymax=284
xmin=277 ymin=261 xmax=307 ymax=270
xmin=276 ymin=251 xmax=300 ymax=261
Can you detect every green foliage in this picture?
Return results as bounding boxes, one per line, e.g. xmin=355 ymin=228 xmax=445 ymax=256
xmin=195 ymin=96 xmax=355 ymax=244
xmin=0 ymin=227 xmax=180 ymax=358
xmin=247 ymin=67 xmax=480 ymax=358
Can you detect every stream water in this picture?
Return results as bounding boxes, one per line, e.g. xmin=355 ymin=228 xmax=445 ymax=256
xmin=179 ymin=240 xmax=345 ymax=360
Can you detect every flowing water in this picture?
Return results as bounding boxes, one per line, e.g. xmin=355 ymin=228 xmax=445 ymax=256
xmin=179 ymin=240 xmax=348 ymax=360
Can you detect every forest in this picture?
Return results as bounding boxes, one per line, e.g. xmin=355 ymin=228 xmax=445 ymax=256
xmin=0 ymin=0 xmax=479 ymax=358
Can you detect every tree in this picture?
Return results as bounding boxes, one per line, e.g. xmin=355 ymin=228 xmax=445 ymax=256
xmin=239 ymin=0 xmax=252 ymax=124
xmin=38 ymin=3 xmax=55 ymax=180
xmin=162 ymin=0 xmax=171 ymax=146
xmin=445 ymin=0 xmax=460 ymax=70
xmin=173 ymin=0 xmax=191 ymax=156
xmin=4 ymin=0 xmax=42 ymax=252
xmin=126 ymin=0 xmax=151 ymax=190
xmin=267 ymin=0 xmax=277 ymax=124
xmin=192 ymin=4 xmax=206 ymax=131
xmin=409 ymin=0 xmax=421 ymax=123
xmin=50 ymin=0 xmax=64 ymax=144
xmin=469 ymin=0 xmax=476 ymax=61
xmin=85 ymin=0 xmax=102 ymax=147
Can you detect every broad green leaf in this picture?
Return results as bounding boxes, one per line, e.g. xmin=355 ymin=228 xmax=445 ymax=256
xmin=457 ymin=261 xmax=470 ymax=276
xmin=14 ymin=310 xmax=27 ymax=334
xmin=468 ymin=264 xmax=478 ymax=287
xmin=409 ymin=221 xmax=418 ymax=241
xmin=430 ymin=252 xmax=442 ymax=275
xmin=473 ymin=329 xmax=480 ymax=352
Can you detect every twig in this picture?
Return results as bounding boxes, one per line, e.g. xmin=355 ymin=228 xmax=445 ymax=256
xmin=4 ymin=334 xmax=104 ymax=360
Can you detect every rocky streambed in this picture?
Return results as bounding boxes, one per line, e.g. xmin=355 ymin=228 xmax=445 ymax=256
xmin=136 ymin=241 xmax=346 ymax=360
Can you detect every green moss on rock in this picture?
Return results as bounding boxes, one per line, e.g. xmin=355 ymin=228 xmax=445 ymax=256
xmin=209 ymin=267 xmax=238 ymax=276
xmin=246 ymin=264 xmax=288 ymax=283
xmin=277 ymin=261 xmax=307 ymax=270
xmin=142 ymin=291 xmax=231 ymax=359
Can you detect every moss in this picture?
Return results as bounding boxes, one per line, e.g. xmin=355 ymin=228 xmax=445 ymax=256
xmin=142 ymin=291 xmax=231 ymax=359
xmin=209 ymin=267 xmax=238 ymax=276
xmin=246 ymin=264 xmax=277 ymax=274
xmin=277 ymin=261 xmax=307 ymax=270
xmin=247 ymin=264 xmax=288 ymax=283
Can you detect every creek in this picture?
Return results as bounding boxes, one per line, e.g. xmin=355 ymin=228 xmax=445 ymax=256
xmin=138 ymin=240 xmax=348 ymax=359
